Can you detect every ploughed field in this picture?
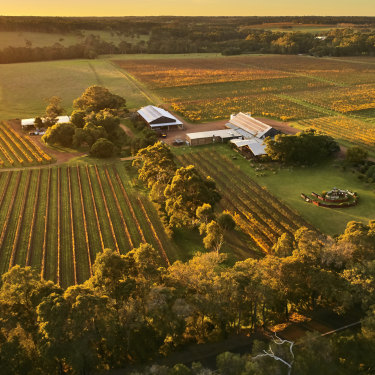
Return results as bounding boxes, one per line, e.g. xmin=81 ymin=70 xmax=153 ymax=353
xmin=0 ymin=163 xmax=178 ymax=288
xmin=115 ymin=55 xmax=375 ymax=153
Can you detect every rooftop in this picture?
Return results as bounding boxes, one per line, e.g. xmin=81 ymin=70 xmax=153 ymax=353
xmin=226 ymin=112 xmax=272 ymax=139
xmin=186 ymin=129 xmax=241 ymax=140
xmin=137 ymin=105 xmax=183 ymax=126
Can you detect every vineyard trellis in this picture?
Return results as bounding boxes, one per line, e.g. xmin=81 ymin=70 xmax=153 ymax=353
xmin=0 ymin=164 xmax=174 ymax=286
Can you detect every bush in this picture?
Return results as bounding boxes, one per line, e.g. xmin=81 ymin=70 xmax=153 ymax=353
xmin=217 ymin=212 xmax=236 ymax=231
xmin=42 ymin=122 xmax=75 ymax=147
xmin=90 ymin=138 xmax=115 ymax=158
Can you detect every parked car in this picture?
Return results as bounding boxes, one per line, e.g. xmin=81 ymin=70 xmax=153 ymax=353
xmin=173 ymin=138 xmax=185 ymax=146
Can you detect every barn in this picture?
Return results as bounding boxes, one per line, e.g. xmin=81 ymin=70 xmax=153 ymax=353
xmin=226 ymin=112 xmax=279 ymax=140
xmin=137 ymin=105 xmax=183 ymax=131
xmin=186 ymin=129 xmax=241 ymax=146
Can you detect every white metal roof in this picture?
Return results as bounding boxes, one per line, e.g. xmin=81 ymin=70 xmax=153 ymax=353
xmin=21 ymin=115 xmax=71 ymax=127
xmin=230 ymin=138 xmax=267 ymax=156
xmin=227 ymin=113 xmax=272 ymax=139
xmin=137 ymin=105 xmax=183 ymax=126
xmin=187 ymin=129 xmax=241 ymax=140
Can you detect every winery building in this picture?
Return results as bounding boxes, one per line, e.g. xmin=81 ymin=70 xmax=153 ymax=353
xmin=137 ymin=105 xmax=183 ymax=131
xmin=186 ymin=129 xmax=241 ymax=146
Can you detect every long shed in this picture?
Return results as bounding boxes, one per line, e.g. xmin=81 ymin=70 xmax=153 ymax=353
xmin=137 ymin=106 xmax=183 ymax=130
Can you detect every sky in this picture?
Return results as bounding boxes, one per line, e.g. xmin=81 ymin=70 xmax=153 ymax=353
xmin=2 ymin=0 xmax=374 ymax=17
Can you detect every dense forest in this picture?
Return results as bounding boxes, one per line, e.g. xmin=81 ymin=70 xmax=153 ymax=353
xmin=0 ymin=16 xmax=375 ymax=63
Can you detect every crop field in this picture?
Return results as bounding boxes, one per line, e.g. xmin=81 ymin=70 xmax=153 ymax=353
xmin=0 ymin=121 xmax=52 ymax=167
xmin=115 ymin=54 xmax=375 ymax=151
xmin=0 ymin=164 xmax=178 ymax=287
xmin=0 ymin=58 xmax=150 ymax=120
xmin=176 ymin=149 xmax=311 ymax=252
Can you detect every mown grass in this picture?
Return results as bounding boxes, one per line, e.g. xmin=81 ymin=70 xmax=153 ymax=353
xmin=0 ymin=58 xmax=149 ymax=120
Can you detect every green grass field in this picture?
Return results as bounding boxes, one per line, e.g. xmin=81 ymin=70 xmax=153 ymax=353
xmin=0 ymin=58 xmax=150 ymax=120
xmin=176 ymin=144 xmax=375 ymax=236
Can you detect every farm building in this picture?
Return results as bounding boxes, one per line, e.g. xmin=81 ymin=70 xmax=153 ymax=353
xmin=186 ymin=129 xmax=241 ymax=146
xmin=137 ymin=105 xmax=183 ymax=131
xmin=230 ymin=138 xmax=267 ymax=158
xmin=21 ymin=115 xmax=71 ymax=130
xmin=226 ymin=112 xmax=279 ymax=140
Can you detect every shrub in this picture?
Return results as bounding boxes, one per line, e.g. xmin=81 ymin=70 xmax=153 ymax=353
xmin=90 ymin=138 xmax=115 ymax=158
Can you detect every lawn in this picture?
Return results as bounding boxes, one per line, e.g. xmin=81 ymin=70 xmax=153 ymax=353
xmin=176 ymin=144 xmax=375 ymax=237
xmin=0 ymin=58 xmax=150 ymax=120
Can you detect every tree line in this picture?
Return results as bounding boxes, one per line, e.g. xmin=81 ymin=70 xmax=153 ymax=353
xmin=1 ymin=218 xmax=375 ymax=374
xmin=1 ymin=17 xmax=375 ymax=63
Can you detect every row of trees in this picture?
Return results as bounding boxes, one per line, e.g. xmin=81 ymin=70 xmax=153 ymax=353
xmin=42 ymin=86 xmax=127 ymax=157
xmin=133 ymin=142 xmax=230 ymax=247
xmin=1 ymin=219 xmax=375 ymax=374
xmin=1 ymin=21 xmax=375 ymax=63
xmin=265 ymin=129 xmax=340 ymax=165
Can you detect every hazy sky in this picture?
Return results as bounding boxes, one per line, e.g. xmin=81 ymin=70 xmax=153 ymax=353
xmin=2 ymin=0 xmax=374 ymax=17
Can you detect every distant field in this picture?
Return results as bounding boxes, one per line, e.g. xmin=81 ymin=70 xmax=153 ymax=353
xmin=177 ymin=145 xmax=375 ymax=236
xmin=0 ymin=58 xmax=150 ymax=120
xmin=114 ymin=54 xmax=375 ymax=152
xmin=0 ymin=30 xmax=148 ymax=49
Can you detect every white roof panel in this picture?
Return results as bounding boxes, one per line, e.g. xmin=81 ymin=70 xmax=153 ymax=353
xmin=227 ymin=113 xmax=272 ymax=139
xmin=137 ymin=105 xmax=182 ymax=125
xmin=187 ymin=129 xmax=241 ymax=140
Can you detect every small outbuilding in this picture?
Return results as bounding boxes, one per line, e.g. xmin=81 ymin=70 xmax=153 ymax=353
xmin=137 ymin=105 xmax=183 ymax=131
xmin=230 ymin=138 xmax=267 ymax=158
xmin=186 ymin=129 xmax=241 ymax=146
xmin=21 ymin=115 xmax=71 ymax=130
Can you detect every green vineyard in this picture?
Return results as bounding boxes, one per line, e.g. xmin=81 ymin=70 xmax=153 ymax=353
xmin=0 ymin=164 xmax=177 ymax=287
xmin=177 ymin=150 xmax=311 ymax=252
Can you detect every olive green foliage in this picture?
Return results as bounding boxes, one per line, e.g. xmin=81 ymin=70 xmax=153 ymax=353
xmin=70 ymin=109 xmax=86 ymax=128
xmin=90 ymin=138 xmax=115 ymax=158
xmin=217 ymin=212 xmax=236 ymax=231
xmin=44 ymin=95 xmax=64 ymax=126
xmin=346 ymin=146 xmax=368 ymax=164
xmin=265 ymin=129 xmax=339 ymax=165
xmin=164 ymin=165 xmax=221 ymax=228
xmin=1 ymin=218 xmax=375 ymax=374
xmin=73 ymin=85 xmax=126 ymax=113
xmin=42 ymin=122 xmax=75 ymax=147
xmin=202 ymin=220 xmax=224 ymax=253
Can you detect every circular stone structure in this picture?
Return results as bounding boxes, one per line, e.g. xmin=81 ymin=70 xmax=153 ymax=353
xmin=301 ymin=188 xmax=358 ymax=208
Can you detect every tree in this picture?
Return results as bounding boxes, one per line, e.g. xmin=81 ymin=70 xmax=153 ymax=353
xmin=70 ymin=109 xmax=86 ymax=128
xmin=272 ymin=233 xmax=294 ymax=257
xmin=164 ymin=165 xmax=221 ymax=228
xmin=90 ymin=138 xmax=116 ymax=158
xmin=346 ymin=146 xmax=368 ymax=164
xmin=44 ymin=96 xmax=64 ymax=126
xmin=217 ymin=212 xmax=236 ymax=231
xmin=265 ymin=129 xmax=339 ymax=165
xmin=73 ymin=85 xmax=126 ymax=113
xmin=42 ymin=122 xmax=75 ymax=147
xmin=203 ymin=220 xmax=224 ymax=253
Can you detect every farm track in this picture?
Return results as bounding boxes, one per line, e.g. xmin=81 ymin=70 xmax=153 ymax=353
xmin=0 ymin=164 xmax=175 ymax=285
